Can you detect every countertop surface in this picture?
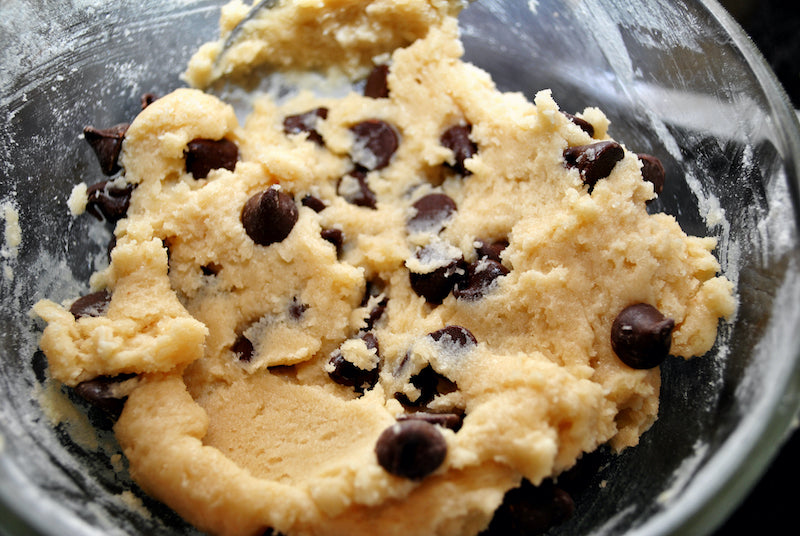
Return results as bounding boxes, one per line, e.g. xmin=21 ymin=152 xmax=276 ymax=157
xmin=714 ymin=1 xmax=798 ymax=534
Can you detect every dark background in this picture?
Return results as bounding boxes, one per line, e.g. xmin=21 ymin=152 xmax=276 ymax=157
xmin=714 ymin=1 xmax=798 ymax=534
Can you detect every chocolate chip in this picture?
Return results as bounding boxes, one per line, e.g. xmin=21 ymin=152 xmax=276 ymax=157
xmin=408 ymin=247 xmax=466 ymax=305
xmin=86 ymin=180 xmax=136 ymax=222
xmin=481 ymin=479 xmax=574 ymax=536
xmin=610 ymin=303 xmax=674 ymax=369
xmin=328 ymin=352 xmax=374 ymax=390
xmin=440 ymin=124 xmax=477 ymax=176
xmin=241 ymin=187 xmax=299 ymax=246
xmin=337 ymin=169 xmax=377 ymax=209
xmin=327 ymin=332 xmax=380 ymax=392
xmin=429 ymin=325 xmax=478 ymax=349
xmin=84 ymin=123 xmax=129 ymax=176
xmin=32 ymin=350 xmax=48 ymax=384
xmin=555 ymin=445 xmax=609 ymax=494
xmin=185 ymin=138 xmax=238 ymax=179
xmin=563 ymin=140 xmax=624 ymax=189
xmin=106 ymin=235 xmax=117 ymax=262
xmin=361 ymin=280 xmax=388 ymax=330
xmin=362 ymin=331 xmax=379 ymax=353
xmin=550 ymin=487 xmax=576 ymax=524
xmin=69 ymin=290 xmax=111 ymax=320
xmin=637 ymin=153 xmax=666 ymax=195
xmin=283 ymin=107 xmax=328 ymax=145
xmin=407 ymin=193 xmax=457 ymax=234
xmin=201 ymin=263 xmax=221 ymax=276
xmin=364 ymin=64 xmax=390 ymax=98
xmin=361 ymin=280 xmax=384 ymax=307
xmin=396 ymin=364 xmax=457 ymax=408
xmin=74 ymin=374 xmax=135 ymax=419
xmin=321 ymin=228 xmax=344 ymax=254
xmin=232 ymin=334 xmax=254 ymax=362
xmin=140 ymin=93 xmax=158 ymax=110
xmin=301 ymin=194 xmax=327 ymax=212
xmin=475 ymin=238 xmax=508 ymax=263
xmin=288 ymin=297 xmax=308 ymax=320
xmin=395 ymin=329 xmax=475 ymax=408
xmin=562 ymin=112 xmax=595 ymax=137
xmin=453 ymin=259 xmax=509 ymax=300
xmin=375 ymin=419 xmax=447 ymax=480
xmin=350 ymin=119 xmax=399 ymax=170
xmin=397 ymin=412 xmax=463 ymax=432
xmin=364 ymin=298 xmax=387 ymax=331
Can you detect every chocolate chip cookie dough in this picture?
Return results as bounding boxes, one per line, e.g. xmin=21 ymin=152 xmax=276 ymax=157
xmin=33 ymin=1 xmax=736 ymax=535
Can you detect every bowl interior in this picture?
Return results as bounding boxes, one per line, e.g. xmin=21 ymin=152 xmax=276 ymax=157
xmin=2 ymin=1 xmax=800 ymax=535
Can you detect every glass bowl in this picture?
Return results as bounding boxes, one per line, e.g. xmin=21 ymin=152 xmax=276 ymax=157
xmin=1 ymin=0 xmax=799 ymax=535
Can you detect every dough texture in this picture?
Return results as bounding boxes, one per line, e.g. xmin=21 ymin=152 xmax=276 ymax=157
xmin=34 ymin=1 xmax=736 ymax=535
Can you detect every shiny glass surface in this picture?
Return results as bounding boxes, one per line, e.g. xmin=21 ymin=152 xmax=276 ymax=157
xmin=1 ymin=1 xmax=799 ymax=535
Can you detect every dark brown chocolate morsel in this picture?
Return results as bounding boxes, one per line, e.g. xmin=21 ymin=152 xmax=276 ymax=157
xmin=232 ymin=334 xmax=254 ymax=362
xmin=407 ymin=193 xmax=457 ymax=234
xmin=611 ymin=303 xmax=674 ymax=369
xmin=259 ymin=529 xmax=285 ymax=536
xmin=364 ymin=64 xmax=390 ymax=98
xmin=84 ymin=123 xmax=129 ymax=176
xmin=562 ymin=112 xmax=595 ymax=138
xmin=397 ymin=412 xmax=463 ymax=432
xmin=350 ymin=119 xmax=398 ymax=170
xmin=328 ymin=332 xmax=380 ymax=391
xmin=396 ymin=364 xmax=457 ymax=408
xmin=86 ymin=180 xmax=136 ymax=222
xmin=200 ymin=262 xmax=221 ymax=276
xmin=364 ymin=298 xmax=388 ymax=331
xmin=301 ymin=194 xmax=327 ymax=213
xmin=637 ymin=153 xmax=666 ymax=195
xmin=555 ymin=445 xmax=609 ymax=494
xmin=185 ymin=138 xmax=238 ymax=179
xmin=429 ymin=325 xmax=478 ymax=349
xmin=440 ymin=124 xmax=477 ymax=176
xmin=32 ymin=350 xmax=48 ymax=384
xmin=408 ymin=247 xmax=466 ymax=305
xmin=69 ymin=290 xmax=112 ymax=320
xmin=140 ymin=93 xmax=158 ymax=110
xmin=361 ymin=280 xmax=384 ymax=306
xmin=288 ymin=297 xmax=308 ymax=320
xmin=475 ymin=238 xmax=508 ymax=263
xmin=283 ymin=107 xmax=329 ymax=145
xmin=375 ymin=419 xmax=447 ymax=480
xmin=74 ymin=374 xmax=135 ymax=418
xmin=106 ymin=235 xmax=117 ymax=263
xmin=563 ymin=140 xmax=624 ymax=189
xmin=241 ymin=187 xmax=299 ymax=246
xmin=321 ymin=228 xmax=344 ymax=254
xmin=453 ymin=259 xmax=509 ymax=301
xmin=337 ymin=168 xmax=377 ymax=209
xmin=361 ymin=280 xmax=388 ymax=330
xmin=481 ymin=479 xmax=574 ymax=536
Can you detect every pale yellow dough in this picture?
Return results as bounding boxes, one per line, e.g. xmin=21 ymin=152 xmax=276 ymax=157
xmin=35 ymin=1 xmax=736 ymax=535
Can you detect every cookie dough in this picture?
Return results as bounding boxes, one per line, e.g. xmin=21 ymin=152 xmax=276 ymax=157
xmin=34 ymin=1 xmax=737 ymax=535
